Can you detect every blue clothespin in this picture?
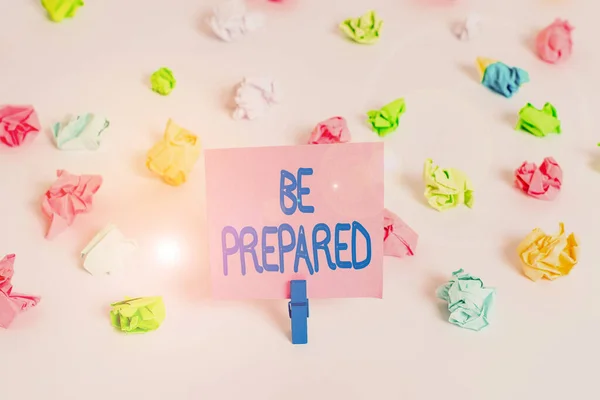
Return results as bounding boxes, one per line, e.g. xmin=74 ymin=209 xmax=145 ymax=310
xmin=288 ymin=280 xmax=309 ymax=345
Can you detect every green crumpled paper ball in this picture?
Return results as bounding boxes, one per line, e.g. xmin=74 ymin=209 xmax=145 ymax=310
xmin=41 ymin=0 xmax=84 ymax=22
xmin=515 ymin=102 xmax=561 ymax=138
xmin=423 ymin=158 xmax=474 ymax=211
xmin=436 ymin=269 xmax=495 ymax=331
xmin=151 ymin=67 xmax=176 ymax=96
xmin=339 ymin=10 xmax=383 ymax=44
xmin=367 ymin=98 xmax=406 ymax=137
xmin=110 ymin=297 xmax=166 ymax=334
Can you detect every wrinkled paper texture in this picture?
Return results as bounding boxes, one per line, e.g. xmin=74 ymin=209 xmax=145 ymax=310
xmin=536 ymin=19 xmax=573 ymax=64
xmin=308 ymin=116 xmax=351 ymax=144
xmin=455 ymin=13 xmax=481 ymax=41
xmin=81 ymin=225 xmax=137 ymax=276
xmin=0 ymin=254 xmax=41 ymax=329
xmin=515 ymin=157 xmax=562 ymax=200
xmin=0 ymin=105 xmax=41 ymax=147
xmin=41 ymin=170 xmax=103 ymax=239
xmin=52 ymin=113 xmax=110 ymax=150
xmin=209 ymin=0 xmax=265 ymax=42
xmin=516 ymin=102 xmax=561 ymax=137
xmin=233 ymin=77 xmax=282 ymax=120
xmin=423 ymin=158 xmax=474 ymax=211
xmin=367 ymin=98 xmax=406 ymax=137
xmin=151 ymin=67 xmax=176 ymax=96
xmin=41 ymin=0 xmax=84 ymax=22
xmin=383 ymin=208 xmax=418 ymax=258
xmin=437 ymin=269 xmax=495 ymax=331
xmin=517 ymin=223 xmax=579 ymax=281
xmin=339 ymin=10 xmax=383 ymax=44
xmin=146 ymin=119 xmax=201 ymax=186
xmin=110 ymin=296 xmax=166 ymax=333
xmin=477 ymin=57 xmax=529 ymax=98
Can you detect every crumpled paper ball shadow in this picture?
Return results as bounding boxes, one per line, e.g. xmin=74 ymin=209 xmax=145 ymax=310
xmin=536 ymin=19 xmax=573 ymax=64
xmin=146 ymin=119 xmax=202 ymax=186
xmin=0 ymin=105 xmax=41 ymax=147
xmin=383 ymin=208 xmax=418 ymax=258
xmin=0 ymin=254 xmax=41 ymax=329
xmin=517 ymin=223 xmax=579 ymax=281
xmin=515 ymin=157 xmax=562 ymax=200
xmin=436 ymin=269 xmax=495 ymax=331
xmin=423 ymin=158 xmax=474 ymax=211
xmin=41 ymin=170 xmax=103 ymax=239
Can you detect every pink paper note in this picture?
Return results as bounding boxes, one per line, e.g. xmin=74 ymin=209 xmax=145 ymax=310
xmin=515 ymin=157 xmax=562 ymax=200
xmin=41 ymin=170 xmax=103 ymax=239
xmin=383 ymin=208 xmax=418 ymax=258
xmin=536 ymin=19 xmax=573 ymax=64
xmin=308 ymin=116 xmax=351 ymax=144
xmin=205 ymin=142 xmax=384 ymax=300
xmin=0 ymin=105 xmax=41 ymax=147
xmin=0 ymin=254 xmax=40 ymax=328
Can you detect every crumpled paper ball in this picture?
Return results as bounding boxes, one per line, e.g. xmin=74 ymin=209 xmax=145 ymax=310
xmin=41 ymin=170 xmax=103 ymax=239
xmin=515 ymin=157 xmax=562 ymax=200
xmin=52 ymin=113 xmax=110 ymax=150
xmin=0 ymin=105 xmax=41 ymax=147
xmin=423 ymin=158 xmax=474 ymax=211
xmin=41 ymin=0 xmax=84 ymax=22
xmin=536 ymin=19 xmax=574 ymax=64
xmin=366 ymin=98 xmax=406 ymax=137
xmin=233 ymin=77 xmax=282 ymax=120
xmin=516 ymin=102 xmax=561 ymax=137
xmin=454 ymin=13 xmax=481 ymax=41
xmin=0 ymin=254 xmax=41 ymax=329
xmin=151 ymin=67 xmax=176 ymax=96
xmin=436 ymin=269 xmax=495 ymax=331
xmin=110 ymin=297 xmax=166 ymax=334
xmin=308 ymin=116 xmax=351 ymax=144
xmin=476 ymin=57 xmax=529 ymax=98
xmin=81 ymin=225 xmax=137 ymax=276
xmin=208 ymin=0 xmax=265 ymax=42
xmin=517 ymin=223 xmax=579 ymax=281
xmin=146 ymin=119 xmax=202 ymax=186
xmin=339 ymin=10 xmax=383 ymax=44
xmin=383 ymin=208 xmax=418 ymax=258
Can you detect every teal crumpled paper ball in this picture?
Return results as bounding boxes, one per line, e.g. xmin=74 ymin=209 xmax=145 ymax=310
xmin=436 ymin=269 xmax=495 ymax=331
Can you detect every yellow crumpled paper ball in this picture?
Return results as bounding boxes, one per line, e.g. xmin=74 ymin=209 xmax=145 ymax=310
xmin=146 ymin=119 xmax=201 ymax=186
xmin=516 ymin=222 xmax=579 ymax=281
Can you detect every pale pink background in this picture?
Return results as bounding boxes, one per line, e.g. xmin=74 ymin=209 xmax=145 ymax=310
xmin=205 ymin=143 xmax=383 ymax=299
xmin=1 ymin=1 xmax=600 ymax=400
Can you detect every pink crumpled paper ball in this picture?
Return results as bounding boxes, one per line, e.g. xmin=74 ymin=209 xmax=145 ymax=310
xmin=514 ymin=157 xmax=562 ymax=200
xmin=383 ymin=208 xmax=418 ymax=258
xmin=0 ymin=254 xmax=41 ymax=329
xmin=0 ymin=105 xmax=41 ymax=147
xmin=308 ymin=116 xmax=351 ymax=144
xmin=41 ymin=170 xmax=103 ymax=239
xmin=536 ymin=19 xmax=574 ymax=64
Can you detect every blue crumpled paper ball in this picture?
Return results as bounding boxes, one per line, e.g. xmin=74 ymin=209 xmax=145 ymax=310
xmin=482 ymin=62 xmax=529 ymax=98
xmin=436 ymin=269 xmax=496 ymax=331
